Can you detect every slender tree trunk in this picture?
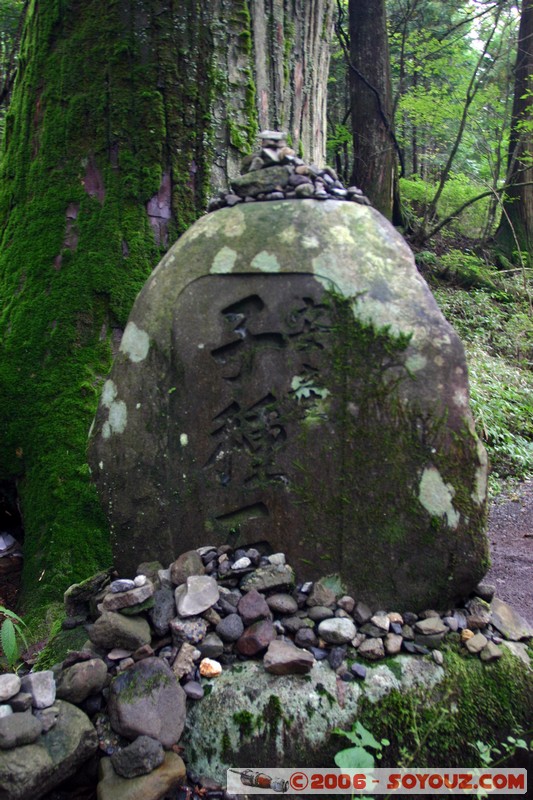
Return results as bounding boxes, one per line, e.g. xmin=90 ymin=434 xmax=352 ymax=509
xmin=496 ymin=0 xmax=533 ymax=259
xmin=0 ymin=0 xmax=332 ymax=619
xmin=348 ymin=0 xmax=396 ymax=219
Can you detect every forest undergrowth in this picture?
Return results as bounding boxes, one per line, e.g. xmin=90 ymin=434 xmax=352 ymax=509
xmin=414 ymin=236 xmax=533 ymax=496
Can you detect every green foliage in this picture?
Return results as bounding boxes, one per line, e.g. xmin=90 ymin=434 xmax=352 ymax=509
xmin=0 ymin=605 xmax=28 ymax=670
xmin=333 ymin=719 xmax=390 ymax=770
xmin=400 ymin=174 xmax=492 ymax=238
xmin=434 ymin=284 xmax=533 ymax=482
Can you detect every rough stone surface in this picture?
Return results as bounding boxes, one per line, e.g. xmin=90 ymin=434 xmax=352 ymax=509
xmin=263 ymin=640 xmax=315 ymax=675
xmin=465 ymin=632 xmax=488 ymax=654
xmin=89 ymin=200 xmax=489 ymax=611
xmin=182 ymin=657 xmax=443 ymax=783
xmin=230 ymin=165 xmax=291 ymax=197
xmin=198 ymin=632 xmax=224 ymax=659
xmin=490 ymin=597 xmax=533 ymax=641
xmin=317 ymin=618 xmax=357 ymax=644
xmin=236 ymin=620 xmax=277 ymax=656
xmin=33 ymin=705 xmax=60 ymax=733
xmin=0 ymin=701 xmax=97 ymax=799
xmin=0 ymin=674 xmax=20 ymax=703
xmin=414 ymin=617 xmax=448 ymax=636
xmin=240 ymin=565 xmax=295 ymax=594
xmin=480 ymin=641 xmax=503 ymax=662
xmin=237 ymin=589 xmax=271 ymax=626
xmin=172 ymin=643 xmax=198 ymax=680
xmin=20 ymin=671 xmax=56 ymax=709
xmin=56 ymin=658 xmax=108 ymax=704
xmin=89 ymin=611 xmax=151 ymax=651
xmin=216 ymin=613 xmax=244 ymax=643
xmin=110 ymin=735 xmax=165 ymax=778
xmin=148 ymin=587 xmax=176 ymax=637
xmin=0 ymin=711 xmax=42 ymax=749
xmin=97 ymin=752 xmax=186 ymax=800
xmin=102 ymin=580 xmax=154 ymax=611
xmin=358 ymin=638 xmax=386 ymax=661
xmin=63 ymin=570 xmax=112 ymax=618
xmin=175 ymin=575 xmax=219 ymax=617
xmin=170 ymin=550 xmax=205 ymax=586
xmin=169 ymin=616 xmax=207 ymax=646
xmin=266 ymin=594 xmax=298 ymax=615
xmin=107 ymin=658 xmax=186 ymax=747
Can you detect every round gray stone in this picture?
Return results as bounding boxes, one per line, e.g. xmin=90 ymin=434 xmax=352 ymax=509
xmin=317 ymin=618 xmax=357 ymax=644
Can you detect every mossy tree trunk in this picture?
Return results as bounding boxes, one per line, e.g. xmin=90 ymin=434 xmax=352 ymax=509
xmin=0 ymin=0 xmax=333 ymax=620
xmin=496 ymin=0 xmax=533 ymax=259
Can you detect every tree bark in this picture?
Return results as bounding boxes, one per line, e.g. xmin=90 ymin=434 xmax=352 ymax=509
xmin=348 ymin=0 xmax=396 ymax=219
xmin=0 ymin=0 xmax=332 ymax=618
xmin=496 ymin=0 xmax=533 ymax=259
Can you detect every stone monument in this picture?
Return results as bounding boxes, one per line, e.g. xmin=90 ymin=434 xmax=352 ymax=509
xmin=89 ymin=133 xmax=489 ymax=611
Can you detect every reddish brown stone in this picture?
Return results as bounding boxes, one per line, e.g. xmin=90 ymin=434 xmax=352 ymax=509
xmin=235 ymin=620 xmax=276 ymax=656
xmin=237 ymin=589 xmax=271 ymax=626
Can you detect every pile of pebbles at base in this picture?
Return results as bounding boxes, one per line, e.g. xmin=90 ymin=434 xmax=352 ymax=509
xmin=0 ymin=543 xmax=528 ymax=800
xmin=207 ymin=130 xmax=371 ymax=212
xmin=67 ymin=542 xmax=518 ymax=690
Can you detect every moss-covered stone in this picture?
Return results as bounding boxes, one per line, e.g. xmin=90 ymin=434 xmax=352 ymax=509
xmin=183 ymin=648 xmax=533 ymax=783
xmin=90 ymin=200 xmax=488 ymax=610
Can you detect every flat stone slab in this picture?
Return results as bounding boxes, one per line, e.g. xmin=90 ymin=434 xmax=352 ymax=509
xmin=89 ymin=200 xmax=489 ymax=611
xmin=490 ymin=597 xmax=533 ymax=641
xmin=97 ymin=752 xmax=186 ymax=800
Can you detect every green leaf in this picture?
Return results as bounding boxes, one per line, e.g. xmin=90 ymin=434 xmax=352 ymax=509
xmin=354 ymin=720 xmax=382 ymax=750
xmin=1 ymin=618 xmax=19 ymax=668
xmin=0 ymin=606 xmax=25 ymax=625
xmin=334 ymin=746 xmax=375 ymax=770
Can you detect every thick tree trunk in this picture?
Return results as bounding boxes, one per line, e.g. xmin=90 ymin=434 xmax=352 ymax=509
xmin=250 ymin=0 xmax=333 ymax=164
xmin=496 ymin=0 xmax=533 ymax=258
xmin=0 ymin=0 xmax=332 ymax=618
xmin=348 ymin=0 xmax=396 ymax=219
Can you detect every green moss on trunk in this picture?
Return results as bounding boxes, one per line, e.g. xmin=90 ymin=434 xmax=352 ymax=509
xmin=0 ymin=0 xmax=258 ymax=623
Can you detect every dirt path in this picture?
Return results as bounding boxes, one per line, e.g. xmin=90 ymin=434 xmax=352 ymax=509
xmin=485 ymin=480 xmax=533 ymax=624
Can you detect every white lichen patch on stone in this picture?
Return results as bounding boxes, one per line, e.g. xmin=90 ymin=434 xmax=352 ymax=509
xmin=302 ymin=235 xmax=320 ymax=249
xmin=472 ymin=440 xmax=488 ymax=505
xmin=180 ymin=433 xmax=189 ymax=447
xmin=119 ymin=322 xmax=150 ymax=363
xmin=434 ymin=355 xmax=444 ymax=367
xmin=331 ymin=225 xmax=355 ymax=246
xmin=107 ymin=400 xmax=127 ymax=435
xmin=453 ymin=388 xmax=468 ymax=408
xmin=251 ymin=250 xmax=281 ymax=272
xmin=184 ymin=211 xmax=221 ymax=241
xmin=278 ymin=226 xmax=298 ymax=244
xmin=405 ymin=353 xmax=427 ymax=373
xmin=100 ymin=379 xmax=127 ymax=439
xmin=418 ymin=466 xmax=460 ymax=529
xmin=211 ymin=246 xmax=238 ymax=274
xmin=223 ymin=208 xmax=246 ymax=238
xmin=364 ymin=665 xmax=401 ymax=702
xmin=101 ymin=379 xmax=118 ymax=408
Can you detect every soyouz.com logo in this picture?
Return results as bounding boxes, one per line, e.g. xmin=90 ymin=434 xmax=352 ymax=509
xmin=226 ymin=768 xmax=527 ymax=794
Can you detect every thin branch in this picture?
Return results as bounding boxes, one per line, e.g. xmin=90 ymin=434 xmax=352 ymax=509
xmin=417 ymin=181 xmax=533 ymax=243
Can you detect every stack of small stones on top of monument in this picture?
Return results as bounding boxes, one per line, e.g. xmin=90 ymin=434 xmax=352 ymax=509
xmin=207 ymin=130 xmax=371 ymax=212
